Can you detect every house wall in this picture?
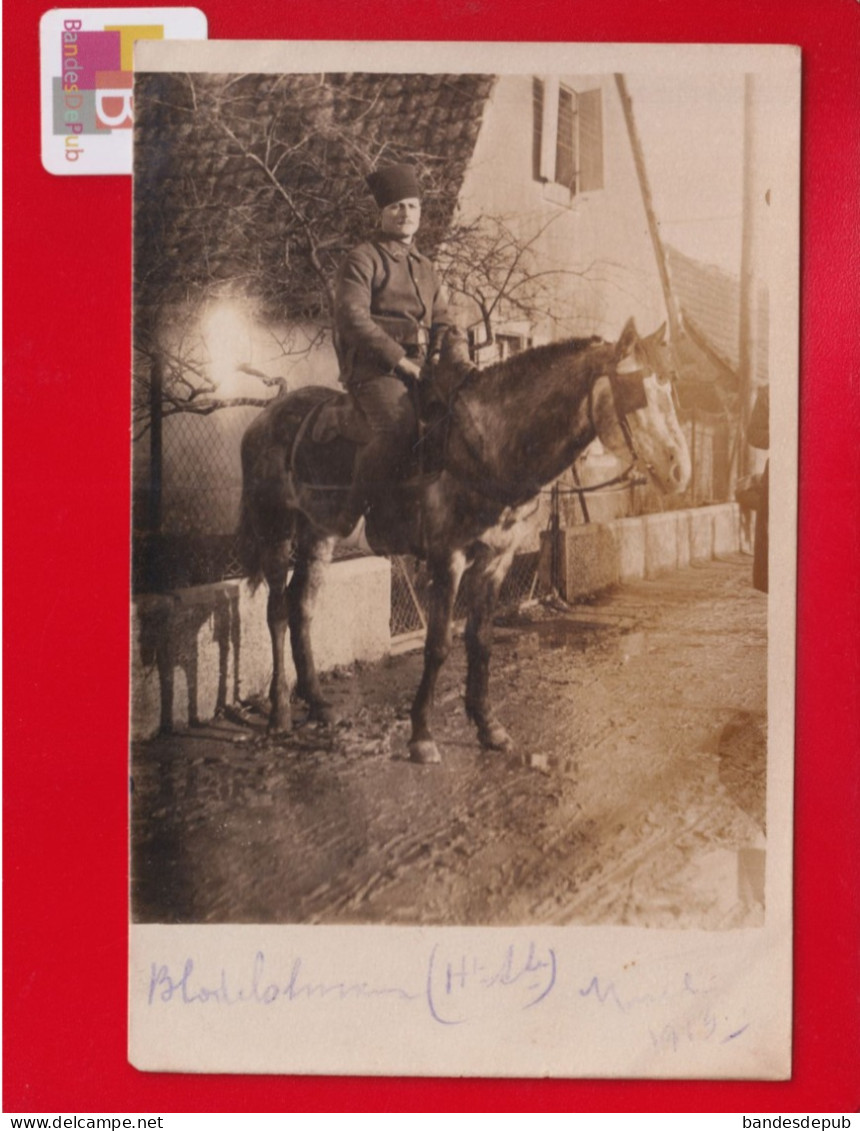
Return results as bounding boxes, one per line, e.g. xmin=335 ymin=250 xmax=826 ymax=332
xmin=455 ymin=73 xmax=669 ymax=344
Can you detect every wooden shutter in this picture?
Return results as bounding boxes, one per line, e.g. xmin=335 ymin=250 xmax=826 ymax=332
xmin=577 ymin=88 xmax=604 ymax=191
xmin=555 ymin=85 xmax=576 ymax=191
xmin=532 ymin=77 xmax=545 ymax=181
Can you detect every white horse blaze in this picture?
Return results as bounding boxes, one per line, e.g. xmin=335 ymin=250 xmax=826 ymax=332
xmin=627 ymin=375 xmax=691 ymax=494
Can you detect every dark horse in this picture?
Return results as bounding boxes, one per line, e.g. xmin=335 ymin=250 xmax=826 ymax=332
xmin=238 ymin=319 xmax=691 ymax=763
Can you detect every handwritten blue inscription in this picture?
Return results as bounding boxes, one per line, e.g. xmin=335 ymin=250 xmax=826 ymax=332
xmin=148 ymin=952 xmax=420 ymax=1009
xmin=148 ymin=943 xmax=557 ymax=1025
xmin=579 ymin=970 xmax=707 ymax=1014
xmin=425 ymin=942 xmax=557 ymax=1026
xmin=147 ymin=950 xmax=743 ymax=1049
xmin=579 ymin=972 xmax=750 ymax=1051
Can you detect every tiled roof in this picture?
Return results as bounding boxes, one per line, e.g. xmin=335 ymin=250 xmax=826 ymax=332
xmin=667 ymin=245 xmax=769 ymax=387
xmin=134 ymin=72 xmax=495 ymax=321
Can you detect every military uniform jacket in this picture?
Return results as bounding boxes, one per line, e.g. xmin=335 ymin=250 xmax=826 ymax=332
xmin=335 ymin=233 xmax=451 ymax=385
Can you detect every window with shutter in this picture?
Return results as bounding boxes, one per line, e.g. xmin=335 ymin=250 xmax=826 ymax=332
xmin=530 ymin=77 xmax=605 ymax=199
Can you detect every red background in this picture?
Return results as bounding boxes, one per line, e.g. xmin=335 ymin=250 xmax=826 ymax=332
xmin=4 ymin=0 xmax=859 ymax=1113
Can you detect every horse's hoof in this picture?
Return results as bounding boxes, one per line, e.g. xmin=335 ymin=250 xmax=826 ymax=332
xmin=409 ymin=739 xmax=442 ymax=764
xmin=308 ymin=700 xmax=337 ymax=726
xmin=478 ymin=722 xmax=514 ymax=753
xmin=267 ymin=715 xmax=292 ymax=737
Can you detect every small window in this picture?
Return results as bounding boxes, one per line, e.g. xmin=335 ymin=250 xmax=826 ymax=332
xmin=496 ymin=333 xmax=526 ymax=361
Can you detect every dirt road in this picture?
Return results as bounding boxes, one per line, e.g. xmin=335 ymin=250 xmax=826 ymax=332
xmin=132 ymin=553 xmax=767 ymax=929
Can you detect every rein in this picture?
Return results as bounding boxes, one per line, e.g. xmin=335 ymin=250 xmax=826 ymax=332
xmin=545 ymin=467 xmax=645 ymax=497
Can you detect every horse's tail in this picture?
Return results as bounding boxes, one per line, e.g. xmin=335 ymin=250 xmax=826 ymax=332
xmin=237 ymin=483 xmax=265 ymax=592
xmin=236 ymin=389 xmax=329 ymax=589
xmin=237 ymin=427 xmax=267 ymax=592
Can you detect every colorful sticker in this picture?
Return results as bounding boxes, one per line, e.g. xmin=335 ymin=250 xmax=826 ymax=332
xmin=40 ymin=8 xmax=207 ymax=175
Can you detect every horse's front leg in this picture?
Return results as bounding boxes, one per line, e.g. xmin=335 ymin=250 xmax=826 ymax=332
xmin=464 ymin=545 xmax=514 ymax=753
xmin=288 ymin=525 xmax=337 ymax=724
xmin=409 ymin=551 xmax=466 ymax=764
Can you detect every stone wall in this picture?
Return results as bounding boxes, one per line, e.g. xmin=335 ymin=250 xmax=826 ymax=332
xmin=540 ymin=503 xmax=742 ymax=601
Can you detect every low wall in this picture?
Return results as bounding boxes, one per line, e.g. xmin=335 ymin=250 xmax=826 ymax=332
xmin=132 ymin=506 xmax=740 ymax=739
xmin=540 ymin=503 xmax=741 ymax=602
xmin=131 ymin=556 xmax=391 ymax=740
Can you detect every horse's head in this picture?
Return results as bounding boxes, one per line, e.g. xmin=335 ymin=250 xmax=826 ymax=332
xmin=596 ymin=318 xmax=691 ymax=495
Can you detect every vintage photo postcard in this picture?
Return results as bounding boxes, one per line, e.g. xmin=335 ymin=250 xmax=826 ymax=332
xmin=129 ymin=40 xmax=799 ymax=1078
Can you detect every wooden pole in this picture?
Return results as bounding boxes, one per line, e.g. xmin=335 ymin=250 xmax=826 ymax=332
xmin=690 ymin=411 xmax=698 ymax=504
xmin=614 ymin=74 xmax=684 ymax=341
xmin=738 ymin=73 xmax=761 ymax=481
xmin=550 ymin=483 xmax=561 ymax=592
xmin=148 ymin=353 xmax=163 ymax=537
xmin=570 ymin=461 xmax=590 ymax=524
xmin=146 ymin=351 xmax=164 ymax=591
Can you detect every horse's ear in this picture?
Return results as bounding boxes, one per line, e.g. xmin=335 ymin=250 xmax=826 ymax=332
xmin=615 ymin=317 xmax=638 ymax=357
xmin=654 ymin=321 xmax=668 ymax=345
xmin=615 ymin=317 xmax=639 ymax=363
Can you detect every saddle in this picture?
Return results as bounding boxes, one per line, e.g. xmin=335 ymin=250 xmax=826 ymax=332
xmin=309 ymin=396 xmax=373 ymax=446
xmin=302 ymin=334 xmax=479 ymax=481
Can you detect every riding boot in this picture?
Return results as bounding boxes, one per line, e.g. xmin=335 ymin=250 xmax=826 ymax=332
xmin=347 ymin=433 xmax=403 ymax=521
xmin=344 ymin=374 xmax=416 ymax=523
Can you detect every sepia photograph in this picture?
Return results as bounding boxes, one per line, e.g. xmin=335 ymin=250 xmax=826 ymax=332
xmin=128 ymin=40 xmax=799 ymax=1078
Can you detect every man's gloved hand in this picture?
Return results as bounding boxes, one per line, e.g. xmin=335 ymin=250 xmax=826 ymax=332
xmin=394 ymin=357 xmax=423 ymax=382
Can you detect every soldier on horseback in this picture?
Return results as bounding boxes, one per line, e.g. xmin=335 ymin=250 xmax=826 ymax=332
xmin=335 ymin=163 xmax=452 ymax=533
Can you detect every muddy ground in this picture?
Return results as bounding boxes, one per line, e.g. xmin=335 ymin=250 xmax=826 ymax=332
xmin=131 ymin=553 xmax=767 ymax=929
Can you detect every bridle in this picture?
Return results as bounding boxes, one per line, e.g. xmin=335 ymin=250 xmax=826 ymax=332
xmin=583 ymin=363 xmax=651 ymax=488
xmin=602 ymin=350 xmax=684 ymax=488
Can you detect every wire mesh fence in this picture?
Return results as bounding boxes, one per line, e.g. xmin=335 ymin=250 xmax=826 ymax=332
xmin=389 ymin=550 xmax=545 ymax=641
xmin=390 ymin=556 xmax=427 ymax=638
xmin=134 ymin=404 xmax=260 ymax=592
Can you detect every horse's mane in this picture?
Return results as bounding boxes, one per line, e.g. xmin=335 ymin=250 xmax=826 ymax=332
xmin=478 ymin=335 xmax=607 ymax=393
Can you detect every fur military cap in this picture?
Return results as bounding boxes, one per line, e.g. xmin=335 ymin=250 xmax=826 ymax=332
xmin=366 ymin=164 xmax=421 ymax=208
